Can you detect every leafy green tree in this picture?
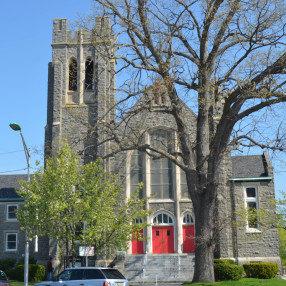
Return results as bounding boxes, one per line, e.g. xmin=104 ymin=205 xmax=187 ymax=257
xmin=17 ymin=143 xmax=150 ymax=267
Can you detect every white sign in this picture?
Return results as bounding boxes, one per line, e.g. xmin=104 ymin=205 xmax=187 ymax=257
xmin=79 ymin=246 xmax=94 ymax=256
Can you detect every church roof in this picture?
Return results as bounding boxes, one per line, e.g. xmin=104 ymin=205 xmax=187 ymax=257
xmin=231 ymin=154 xmax=269 ymax=178
xmin=0 ymin=174 xmax=27 ymax=201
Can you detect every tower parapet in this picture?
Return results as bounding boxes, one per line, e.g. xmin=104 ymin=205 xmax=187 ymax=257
xmin=52 ymin=16 xmax=112 ymax=44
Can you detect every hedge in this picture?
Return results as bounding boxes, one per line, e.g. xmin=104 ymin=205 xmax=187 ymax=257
xmin=0 ymin=258 xmax=17 ymax=273
xmin=214 ymin=262 xmax=244 ymax=281
xmin=243 ymin=262 xmax=279 ymax=279
xmin=10 ymin=264 xmax=46 ymax=282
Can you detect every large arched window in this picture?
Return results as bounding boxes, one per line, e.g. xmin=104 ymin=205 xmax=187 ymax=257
xmin=130 ymin=150 xmax=143 ymax=199
xmin=150 ymin=129 xmax=173 ymax=199
xmin=85 ymin=58 xmax=94 ymax=90
xmin=69 ymin=58 xmax=78 ymax=91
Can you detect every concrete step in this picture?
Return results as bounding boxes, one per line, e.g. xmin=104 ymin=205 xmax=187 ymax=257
xmin=121 ymin=254 xmax=195 ymax=282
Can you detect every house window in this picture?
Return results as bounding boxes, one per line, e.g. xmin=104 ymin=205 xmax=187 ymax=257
xmin=245 ymin=186 xmax=258 ymax=229
xmin=6 ymin=233 xmax=17 ymax=251
xmin=130 ymin=150 xmax=143 ymax=199
xmin=85 ymin=58 xmax=94 ymax=90
xmin=7 ymin=205 xmax=18 ymax=220
xmin=69 ymin=58 xmax=78 ymax=91
xmin=150 ymin=130 xmax=174 ymax=199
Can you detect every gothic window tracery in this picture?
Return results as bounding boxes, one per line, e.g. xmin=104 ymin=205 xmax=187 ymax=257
xmin=69 ymin=58 xmax=78 ymax=91
xmin=150 ymin=129 xmax=174 ymax=199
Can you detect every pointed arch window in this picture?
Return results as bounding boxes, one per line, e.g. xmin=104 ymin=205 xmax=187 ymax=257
xmin=85 ymin=58 xmax=94 ymax=90
xmin=69 ymin=58 xmax=78 ymax=91
xmin=150 ymin=129 xmax=174 ymax=199
xmin=130 ymin=150 xmax=143 ymax=199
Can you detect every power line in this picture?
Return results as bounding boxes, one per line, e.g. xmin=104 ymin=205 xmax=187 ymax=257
xmin=0 ymin=150 xmax=24 ymax=155
xmin=0 ymin=168 xmax=27 ymax=174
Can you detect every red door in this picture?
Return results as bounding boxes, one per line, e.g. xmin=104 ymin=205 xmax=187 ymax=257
xmin=132 ymin=229 xmax=144 ymax=254
xmin=152 ymin=226 xmax=174 ymax=253
xmin=183 ymin=225 xmax=195 ymax=253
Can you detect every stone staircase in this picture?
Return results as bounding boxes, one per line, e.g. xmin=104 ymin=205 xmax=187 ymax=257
xmin=119 ymin=254 xmax=195 ymax=282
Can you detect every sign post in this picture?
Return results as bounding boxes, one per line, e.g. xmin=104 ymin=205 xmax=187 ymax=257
xmin=79 ymin=246 xmax=94 ymax=267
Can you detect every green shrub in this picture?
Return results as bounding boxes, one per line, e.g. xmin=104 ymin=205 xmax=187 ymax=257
xmin=214 ymin=262 xmax=244 ymax=281
xmin=243 ymin=262 xmax=278 ymax=279
xmin=214 ymin=259 xmax=235 ymax=265
xmin=0 ymin=258 xmax=17 ymax=276
xmin=29 ymin=264 xmax=46 ymax=282
xmin=0 ymin=258 xmax=17 ymax=271
xmin=10 ymin=264 xmax=45 ymax=282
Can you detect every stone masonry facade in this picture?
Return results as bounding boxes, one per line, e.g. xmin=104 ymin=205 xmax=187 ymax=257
xmin=0 ymin=16 xmax=280 ymax=282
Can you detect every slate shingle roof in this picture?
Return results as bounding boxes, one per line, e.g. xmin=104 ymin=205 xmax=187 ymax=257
xmin=0 ymin=174 xmax=27 ymax=200
xmin=231 ymin=155 xmax=268 ymax=178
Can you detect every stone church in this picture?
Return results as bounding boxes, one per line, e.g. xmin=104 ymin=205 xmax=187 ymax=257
xmin=0 ymin=16 xmax=281 ymax=282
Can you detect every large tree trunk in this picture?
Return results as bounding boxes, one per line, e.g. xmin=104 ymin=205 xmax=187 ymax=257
xmin=192 ymin=188 xmax=216 ymax=282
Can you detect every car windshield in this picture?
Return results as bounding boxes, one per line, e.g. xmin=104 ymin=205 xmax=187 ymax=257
xmin=101 ymin=269 xmax=125 ymax=279
xmin=0 ymin=272 xmax=7 ymax=281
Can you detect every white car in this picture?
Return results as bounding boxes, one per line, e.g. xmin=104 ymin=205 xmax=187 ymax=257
xmin=35 ymin=267 xmax=128 ymax=286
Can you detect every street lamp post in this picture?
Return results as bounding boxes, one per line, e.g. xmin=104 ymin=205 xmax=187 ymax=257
xmin=9 ymin=122 xmax=30 ymax=286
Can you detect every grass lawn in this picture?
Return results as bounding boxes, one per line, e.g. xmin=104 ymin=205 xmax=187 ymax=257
xmin=10 ymin=281 xmax=39 ymax=286
xmin=183 ymin=278 xmax=286 ymax=285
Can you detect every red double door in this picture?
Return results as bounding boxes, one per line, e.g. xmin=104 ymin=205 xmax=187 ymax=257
xmin=132 ymin=229 xmax=144 ymax=254
xmin=152 ymin=226 xmax=174 ymax=253
xmin=182 ymin=225 xmax=195 ymax=253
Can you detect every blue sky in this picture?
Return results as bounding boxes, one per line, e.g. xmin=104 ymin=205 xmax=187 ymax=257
xmin=0 ymin=0 xmax=285 ymax=199
xmin=0 ymin=0 xmax=91 ymax=173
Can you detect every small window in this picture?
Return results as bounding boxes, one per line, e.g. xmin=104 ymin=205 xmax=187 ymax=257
xmin=69 ymin=58 xmax=78 ymax=91
xmin=156 ymin=231 xmax=159 ymax=236
xmin=130 ymin=150 xmax=144 ymax=198
xmin=7 ymin=205 xmax=18 ymax=220
xmin=153 ymin=213 xmax=173 ymax=225
xmin=183 ymin=214 xmax=194 ymax=225
xmin=167 ymin=230 xmax=170 ymax=236
xmin=246 ymin=187 xmax=256 ymax=198
xmin=134 ymin=218 xmax=143 ymax=224
xmin=6 ymin=233 xmax=17 ymax=251
xmin=245 ymin=186 xmax=258 ymax=229
xmin=85 ymin=58 xmax=94 ymax=90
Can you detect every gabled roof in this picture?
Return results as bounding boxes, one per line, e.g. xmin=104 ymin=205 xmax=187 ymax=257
xmin=0 ymin=174 xmax=27 ymax=201
xmin=231 ymin=154 xmax=269 ymax=179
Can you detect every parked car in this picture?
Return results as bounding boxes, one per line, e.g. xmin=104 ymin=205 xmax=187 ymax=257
xmin=35 ymin=267 xmax=128 ymax=286
xmin=0 ymin=271 xmax=9 ymax=286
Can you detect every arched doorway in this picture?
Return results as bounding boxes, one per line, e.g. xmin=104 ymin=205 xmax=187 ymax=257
xmin=132 ymin=218 xmax=144 ymax=254
xmin=152 ymin=213 xmax=174 ymax=254
xmin=182 ymin=213 xmax=195 ymax=253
